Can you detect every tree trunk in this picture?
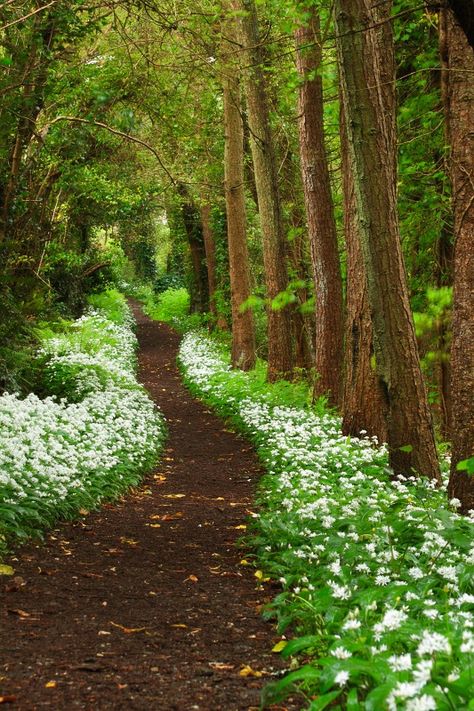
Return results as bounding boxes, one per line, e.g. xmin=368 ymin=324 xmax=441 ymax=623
xmin=334 ymin=0 xmax=440 ymax=481
xmin=295 ymin=6 xmax=344 ymax=406
xmin=237 ymin=0 xmax=293 ymax=381
xmin=440 ymin=9 xmax=474 ymax=511
xmin=223 ymin=65 xmax=256 ymax=370
xmin=340 ymin=104 xmax=387 ymax=443
xmin=177 ymin=184 xmax=209 ymax=314
xmin=200 ymin=197 xmax=218 ymax=319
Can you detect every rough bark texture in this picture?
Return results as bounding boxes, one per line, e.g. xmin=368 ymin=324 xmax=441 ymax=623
xmin=200 ymin=199 xmax=217 ymax=319
xmin=223 ymin=68 xmax=256 ymax=371
xmin=446 ymin=0 xmax=474 ymax=49
xmin=177 ymin=184 xmax=209 ymax=314
xmin=295 ymin=7 xmax=344 ymax=407
xmin=335 ymin=0 xmax=440 ymax=481
xmin=238 ymin=0 xmax=293 ymax=381
xmin=441 ymin=9 xmax=474 ymax=512
xmin=340 ymin=106 xmax=387 ymax=443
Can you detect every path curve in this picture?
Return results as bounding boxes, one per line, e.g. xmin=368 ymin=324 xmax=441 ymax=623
xmin=0 ymin=305 xmax=298 ymax=710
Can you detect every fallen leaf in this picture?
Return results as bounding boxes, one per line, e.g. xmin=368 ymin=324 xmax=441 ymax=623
xmin=239 ymin=665 xmax=263 ymax=678
xmin=209 ymin=662 xmax=234 ymax=671
xmin=110 ymin=621 xmax=147 ymax=634
xmin=170 ymin=623 xmax=187 ymax=628
xmin=184 ymin=575 xmax=198 ymax=583
xmin=45 ymin=681 xmax=56 ymax=688
xmin=119 ymin=537 xmax=138 ymax=546
xmin=79 ymin=508 xmax=89 ymax=516
xmin=98 ymin=630 xmax=111 ymax=636
xmin=153 ymin=474 xmax=167 ymax=483
xmin=239 ymin=559 xmax=250 ymax=566
xmin=0 ymin=565 xmax=14 ymax=576
xmin=163 ymin=494 xmax=186 ymax=499
xmin=147 ymin=523 xmax=161 ymax=528
xmin=254 ymin=570 xmax=270 ymax=582
xmin=161 ymin=512 xmax=184 ymax=521
xmin=272 ymin=640 xmax=288 ymax=653
xmin=0 ymin=695 xmax=17 ymax=703
xmin=234 ymin=524 xmax=247 ymax=530
xmin=8 ymin=608 xmax=30 ymax=618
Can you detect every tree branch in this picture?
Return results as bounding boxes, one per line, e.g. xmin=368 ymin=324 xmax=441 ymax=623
xmin=47 ymin=115 xmax=176 ymax=185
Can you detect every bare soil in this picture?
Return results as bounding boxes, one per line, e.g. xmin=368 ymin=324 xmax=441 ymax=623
xmin=0 ymin=304 xmax=301 ymax=710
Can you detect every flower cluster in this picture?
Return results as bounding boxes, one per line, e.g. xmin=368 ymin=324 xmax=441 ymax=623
xmin=0 ymin=299 xmax=164 ymax=547
xmin=178 ymin=331 xmax=474 ymax=709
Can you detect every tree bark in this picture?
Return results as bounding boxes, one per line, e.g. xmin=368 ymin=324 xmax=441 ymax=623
xmin=177 ymin=184 xmax=209 ymax=314
xmin=237 ymin=0 xmax=293 ymax=381
xmin=200 ymin=197 xmax=218 ymax=319
xmin=440 ymin=9 xmax=474 ymax=511
xmin=340 ymin=104 xmax=387 ymax=443
xmin=295 ymin=6 xmax=344 ymax=406
xmin=223 ymin=63 xmax=256 ymax=370
xmin=334 ymin=0 xmax=440 ymax=481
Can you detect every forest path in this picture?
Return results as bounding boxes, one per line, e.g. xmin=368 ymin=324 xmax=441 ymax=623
xmin=0 ymin=304 xmax=298 ymax=710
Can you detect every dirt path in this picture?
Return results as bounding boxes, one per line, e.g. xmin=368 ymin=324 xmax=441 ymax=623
xmin=0 ymin=305 xmax=299 ymax=710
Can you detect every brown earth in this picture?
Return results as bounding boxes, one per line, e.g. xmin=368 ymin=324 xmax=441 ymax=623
xmin=0 ymin=304 xmax=302 ymax=710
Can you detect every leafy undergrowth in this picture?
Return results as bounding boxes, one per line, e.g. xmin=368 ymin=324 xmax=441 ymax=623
xmin=177 ymin=331 xmax=474 ymax=711
xmin=0 ymin=289 xmax=165 ymax=554
xmin=125 ymin=282 xmax=207 ymax=333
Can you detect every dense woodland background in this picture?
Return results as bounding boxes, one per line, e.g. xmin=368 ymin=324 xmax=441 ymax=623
xmin=0 ymin=1 xmax=473 ymax=508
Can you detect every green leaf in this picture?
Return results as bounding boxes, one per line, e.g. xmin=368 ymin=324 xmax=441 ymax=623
xmin=281 ymin=635 xmax=321 ymax=658
xmin=398 ymin=444 xmax=413 ymax=453
xmin=308 ymin=690 xmax=342 ymax=710
xmin=456 ymin=457 xmax=474 ymax=475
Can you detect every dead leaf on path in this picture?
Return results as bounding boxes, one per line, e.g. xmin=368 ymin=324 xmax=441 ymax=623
xmin=272 ymin=640 xmax=288 ymax=653
xmin=146 ymin=523 xmax=161 ymax=528
xmin=79 ymin=508 xmax=89 ymax=516
xmin=0 ymin=565 xmax=14 ymax=576
xmin=170 ymin=623 xmax=187 ymax=628
xmin=110 ymin=621 xmax=148 ymax=634
xmin=161 ymin=512 xmax=184 ymax=521
xmin=234 ymin=525 xmax=247 ymax=530
xmin=184 ymin=575 xmax=198 ymax=583
xmin=163 ymin=494 xmax=186 ymax=499
xmin=153 ymin=474 xmax=167 ymax=483
xmin=0 ymin=695 xmax=17 ymax=703
xmin=209 ymin=662 xmax=234 ymax=671
xmin=8 ymin=608 xmax=30 ymax=618
xmin=239 ymin=665 xmax=263 ymax=678
xmin=239 ymin=559 xmax=250 ymax=566
xmin=98 ymin=630 xmax=111 ymax=636
xmin=119 ymin=537 xmax=138 ymax=546
xmin=45 ymin=681 xmax=57 ymax=688
xmin=254 ymin=570 xmax=270 ymax=582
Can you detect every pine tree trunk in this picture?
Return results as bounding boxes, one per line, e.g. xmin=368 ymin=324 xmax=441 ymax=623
xmin=440 ymin=9 xmax=474 ymax=512
xmin=238 ymin=0 xmax=293 ymax=381
xmin=223 ymin=69 xmax=256 ymax=370
xmin=295 ymin=6 xmax=344 ymax=406
xmin=334 ymin=0 xmax=440 ymax=481
xmin=340 ymin=104 xmax=387 ymax=443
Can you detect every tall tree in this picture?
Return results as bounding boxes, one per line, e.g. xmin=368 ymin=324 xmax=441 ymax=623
xmin=440 ymin=8 xmax=474 ymax=511
xmin=237 ymin=0 xmax=293 ymax=381
xmin=340 ymin=106 xmax=387 ymax=443
xmin=334 ymin=0 xmax=440 ymax=481
xmin=222 ymin=24 xmax=256 ymax=370
xmin=177 ymin=184 xmax=209 ymax=314
xmin=295 ymin=4 xmax=344 ymax=407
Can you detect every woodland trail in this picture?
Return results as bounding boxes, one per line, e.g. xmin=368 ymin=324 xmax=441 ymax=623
xmin=0 ymin=304 xmax=299 ymax=711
